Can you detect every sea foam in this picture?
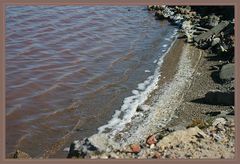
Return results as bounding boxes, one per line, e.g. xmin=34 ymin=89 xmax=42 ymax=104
xmin=98 ymin=31 xmax=177 ymax=135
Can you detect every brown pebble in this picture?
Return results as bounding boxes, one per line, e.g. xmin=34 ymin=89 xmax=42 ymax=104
xmin=130 ymin=144 xmax=141 ymax=153
xmin=146 ymin=135 xmax=158 ymax=145
xmin=153 ymin=152 xmax=161 ymax=159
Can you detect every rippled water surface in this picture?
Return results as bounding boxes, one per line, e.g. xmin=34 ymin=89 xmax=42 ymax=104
xmin=6 ymin=6 xmax=176 ymax=157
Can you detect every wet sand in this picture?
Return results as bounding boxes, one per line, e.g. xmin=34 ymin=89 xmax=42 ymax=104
xmin=150 ymin=34 xmax=232 ymax=133
xmin=165 ymin=42 xmax=233 ymax=129
xmin=146 ymin=35 xmax=185 ymax=105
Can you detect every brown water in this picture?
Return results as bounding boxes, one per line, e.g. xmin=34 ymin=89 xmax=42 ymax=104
xmin=6 ymin=6 xmax=176 ymax=158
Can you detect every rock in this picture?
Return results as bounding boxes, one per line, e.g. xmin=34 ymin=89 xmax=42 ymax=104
xmin=157 ymin=127 xmax=207 ymax=148
xmin=219 ymin=63 xmax=234 ymax=81
xmin=155 ymin=11 xmax=165 ymax=20
xmin=154 ymin=6 xmax=175 ymax=20
xmin=87 ymin=133 xmax=109 ymax=152
xmin=68 ymin=133 xmax=112 ymax=158
xmin=186 ymin=31 xmax=194 ymax=43
xmin=147 ymin=5 xmax=154 ymax=11
xmin=212 ymin=118 xmax=227 ymax=127
xmin=199 ymin=15 xmax=220 ymax=28
xmin=146 ymin=135 xmax=158 ymax=145
xmin=227 ymin=110 xmax=235 ymax=116
xmin=109 ymin=152 xmax=120 ymax=159
xmin=99 ymin=154 xmax=109 ymax=159
xmin=130 ymin=144 xmax=141 ymax=153
xmin=162 ymin=7 xmax=174 ymax=18
xmin=195 ymin=132 xmax=205 ymax=139
xmin=181 ymin=20 xmax=195 ymax=43
xmin=153 ymin=152 xmax=161 ymax=159
xmin=169 ymin=14 xmax=184 ymax=25
xmin=67 ymin=140 xmax=82 ymax=158
xmin=150 ymin=144 xmax=155 ymax=149
xmin=185 ymin=6 xmax=191 ymax=12
xmin=205 ymin=90 xmax=234 ymax=106
xmin=194 ymin=21 xmax=229 ymax=44
xmin=211 ymin=37 xmax=221 ymax=46
xmin=208 ymin=14 xmax=220 ymax=27
xmin=182 ymin=20 xmax=192 ymax=31
xmin=189 ymin=11 xmax=197 ymax=17
xmin=137 ymin=104 xmax=150 ymax=112
xmin=63 ymin=147 xmax=70 ymax=152
xmin=176 ymin=6 xmax=191 ymax=15
xmin=12 ymin=150 xmax=31 ymax=159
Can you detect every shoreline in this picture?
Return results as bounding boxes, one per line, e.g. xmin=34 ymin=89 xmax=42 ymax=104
xmin=65 ymin=6 xmax=234 ymax=159
xmin=10 ymin=5 xmax=235 ymax=159
xmin=66 ymin=35 xmax=203 ymax=159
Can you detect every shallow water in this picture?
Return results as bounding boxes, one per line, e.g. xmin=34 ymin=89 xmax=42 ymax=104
xmin=6 ymin=6 xmax=176 ymax=158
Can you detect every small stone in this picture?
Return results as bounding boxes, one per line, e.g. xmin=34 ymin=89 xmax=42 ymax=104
xmin=99 ymin=154 xmax=109 ymax=159
xmin=12 ymin=150 xmax=31 ymax=159
xmin=146 ymin=135 xmax=158 ymax=145
xmin=185 ymin=153 xmax=192 ymax=158
xmin=195 ymin=132 xmax=205 ymax=139
xmin=130 ymin=144 xmax=141 ymax=153
xmin=213 ymin=133 xmax=223 ymax=142
xmin=212 ymin=118 xmax=227 ymax=127
xmin=150 ymin=144 xmax=155 ymax=149
xmin=90 ymin=155 xmax=99 ymax=159
xmin=136 ymin=104 xmax=150 ymax=112
xmin=153 ymin=152 xmax=161 ymax=159
xmin=109 ymin=153 xmax=119 ymax=159
xmin=211 ymin=37 xmax=221 ymax=46
xmin=63 ymin=147 xmax=70 ymax=152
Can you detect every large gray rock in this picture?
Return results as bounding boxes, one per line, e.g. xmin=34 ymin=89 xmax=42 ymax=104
xmin=155 ymin=11 xmax=165 ymax=20
xmin=219 ymin=63 xmax=234 ymax=81
xmin=67 ymin=133 xmax=120 ymax=158
xmin=194 ymin=21 xmax=229 ymax=44
xmin=157 ymin=127 xmax=207 ymax=148
xmin=208 ymin=14 xmax=220 ymax=27
xmin=205 ymin=90 xmax=234 ymax=106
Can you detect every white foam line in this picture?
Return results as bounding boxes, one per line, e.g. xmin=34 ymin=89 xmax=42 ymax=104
xmin=98 ymin=33 xmax=177 ymax=135
xmin=162 ymin=44 xmax=168 ymax=48
xmin=122 ymin=44 xmax=194 ymax=145
xmin=164 ymin=38 xmax=171 ymax=41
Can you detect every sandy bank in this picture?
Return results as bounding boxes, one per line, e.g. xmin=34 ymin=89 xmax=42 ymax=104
xmin=66 ymin=32 xmax=234 ymax=159
xmin=66 ymin=36 xmax=203 ymax=158
xmin=52 ymin=5 xmax=236 ymax=159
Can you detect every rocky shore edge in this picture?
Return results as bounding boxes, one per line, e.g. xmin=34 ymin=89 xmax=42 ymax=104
xmin=11 ymin=6 xmax=235 ymax=159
